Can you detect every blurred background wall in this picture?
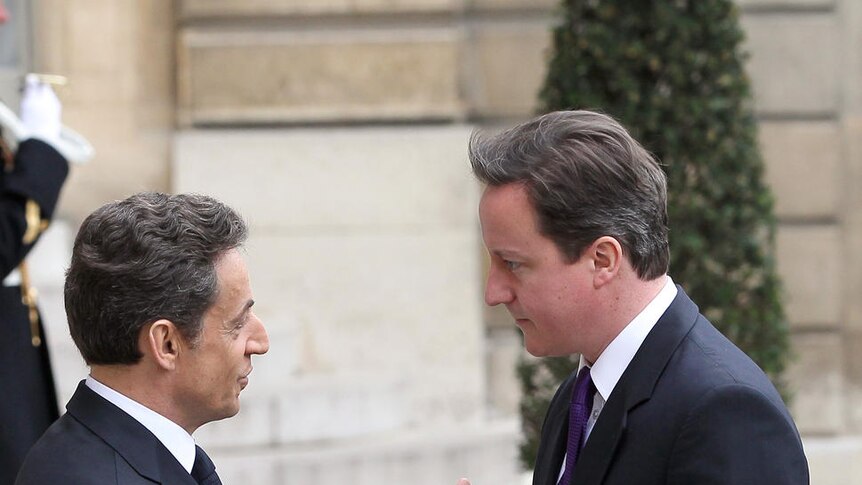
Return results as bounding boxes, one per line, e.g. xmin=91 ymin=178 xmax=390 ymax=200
xmin=2 ymin=0 xmax=861 ymax=483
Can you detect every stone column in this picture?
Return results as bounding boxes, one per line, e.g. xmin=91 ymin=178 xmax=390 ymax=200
xmin=743 ymin=0 xmax=845 ymax=438
xmin=31 ymin=0 xmax=174 ymax=224
xmin=841 ymin=0 xmax=862 ymax=433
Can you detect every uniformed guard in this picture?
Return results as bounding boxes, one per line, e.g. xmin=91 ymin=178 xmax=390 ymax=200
xmin=0 ymin=75 xmax=70 ymax=485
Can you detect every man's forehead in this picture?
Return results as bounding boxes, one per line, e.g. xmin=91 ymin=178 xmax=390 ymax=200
xmin=210 ymin=250 xmax=252 ymax=306
xmin=480 ymin=184 xmax=538 ymax=226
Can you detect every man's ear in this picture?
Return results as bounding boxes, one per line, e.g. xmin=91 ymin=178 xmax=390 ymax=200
xmin=590 ymin=236 xmax=623 ymax=288
xmin=142 ymin=319 xmax=183 ymax=371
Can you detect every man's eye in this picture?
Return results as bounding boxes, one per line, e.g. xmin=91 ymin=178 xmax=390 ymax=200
xmin=225 ymin=317 xmax=248 ymax=337
xmin=505 ymin=260 xmax=521 ymax=271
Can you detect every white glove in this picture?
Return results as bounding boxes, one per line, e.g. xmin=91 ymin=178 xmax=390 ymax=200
xmin=20 ymin=75 xmax=62 ymax=145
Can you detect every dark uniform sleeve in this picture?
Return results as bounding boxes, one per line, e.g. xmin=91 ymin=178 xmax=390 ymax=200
xmin=1 ymin=138 xmax=69 ymax=484
xmin=1 ymin=139 xmax=69 ymax=278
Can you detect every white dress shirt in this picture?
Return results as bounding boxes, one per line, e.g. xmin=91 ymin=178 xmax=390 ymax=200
xmin=2 ymin=268 xmax=20 ymax=286
xmin=557 ymin=276 xmax=678 ymax=482
xmin=85 ymin=376 xmax=197 ymax=473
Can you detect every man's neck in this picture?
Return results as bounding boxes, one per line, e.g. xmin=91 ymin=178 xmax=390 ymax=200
xmin=84 ymin=375 xmax=198 ymax=473
xmin=584 ymin=275 xmax=668 ymax=363
xmin=89 ymin=365 xmax=193 ymax=433
xmin=89 ymin=365 xmax=147 ymax=402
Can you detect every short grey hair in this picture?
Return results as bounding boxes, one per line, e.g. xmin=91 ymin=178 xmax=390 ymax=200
xmin=470 ymin=110 xmax=669 ymax=280
xmin=64 ymin=192 xmax=248 ymax=365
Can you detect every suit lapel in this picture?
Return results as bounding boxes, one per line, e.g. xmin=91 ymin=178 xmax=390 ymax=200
xmin=571 ymin=287 xmax=701 ymax=485
xmin=66 ymin=381 xmax=197 ymax=485
xmin=533 ymin=372 xmax=577 ymax=485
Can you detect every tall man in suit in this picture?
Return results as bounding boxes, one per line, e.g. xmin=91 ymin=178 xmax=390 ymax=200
xmin=458 ymin=110 xmax=808 ymax=485
xmin=16 ymin=192 xmax=270 ymax=484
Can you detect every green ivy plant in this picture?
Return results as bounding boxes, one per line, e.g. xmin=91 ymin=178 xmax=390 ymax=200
xmin=518 ymin=0 xmax=789 ymax=469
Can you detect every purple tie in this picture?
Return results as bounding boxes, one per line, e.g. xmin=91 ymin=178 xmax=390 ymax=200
xmin=191 ymin=445 xmax=222 ymax=485
xmin=558 ymin=366 xmax=596 ymax=485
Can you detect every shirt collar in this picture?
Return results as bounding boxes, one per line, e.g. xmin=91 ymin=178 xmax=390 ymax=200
xmin=85 ymin=376 xmax=197 ymax=473
xmin=578 ymin=276 xmax=678 ymax=401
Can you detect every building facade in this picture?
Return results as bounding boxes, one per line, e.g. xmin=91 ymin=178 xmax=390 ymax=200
xmin=3 ymin=0 xmax=860 ymax=483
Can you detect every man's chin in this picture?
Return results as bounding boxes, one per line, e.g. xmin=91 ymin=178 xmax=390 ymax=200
xmin=217 ymin=401 xmax=241 ymax=421
xmin=522 ymin=338 xmax=550 ymax=358
xmin=516 ymin=321 xmax=559 ymax=357
xmin=522 ymin=337 xmax=571 ymax=358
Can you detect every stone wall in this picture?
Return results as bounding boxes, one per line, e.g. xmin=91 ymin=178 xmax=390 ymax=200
xmin=31 ymin=0 xmax=174 ymax=218
xmin=22 ymin=0 xmax=862 ymax=484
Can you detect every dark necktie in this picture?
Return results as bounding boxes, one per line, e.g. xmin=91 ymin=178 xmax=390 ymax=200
xmin=191 ymin=445 xmax=222 ymax=485
xmin=558 ymin=366 xmax=596 ymax=485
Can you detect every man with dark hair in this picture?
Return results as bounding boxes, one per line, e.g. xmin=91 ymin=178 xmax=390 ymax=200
xmin=16 ymin=192 xmax=270 ymax=485
xmin=458 ymin=110 xmax=808 ymax=485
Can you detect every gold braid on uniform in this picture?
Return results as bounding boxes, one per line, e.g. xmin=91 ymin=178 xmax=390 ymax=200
xmin=21 ymin=200 xmax=51 ymax=347
xmin=1 ymin=135 xmax=51 ymax=346
xmin=19 ymin=260 xmax=42 ymax=347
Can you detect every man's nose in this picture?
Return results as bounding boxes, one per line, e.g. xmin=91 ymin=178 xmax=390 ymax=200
xmin=484 ymin=266 xmax=514 ymax=306
xmin=248 ymin=316 xmax=270 ymax=355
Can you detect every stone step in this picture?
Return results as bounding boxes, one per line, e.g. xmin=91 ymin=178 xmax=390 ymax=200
xmin=207 ymin=419 xmax=522 ymax=485
xmin=195 ymin=373 xmax=410 ymax=447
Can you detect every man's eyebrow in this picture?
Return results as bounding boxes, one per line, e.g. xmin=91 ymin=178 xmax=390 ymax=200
xmin=492 ymin=249 xmax=526 ymax=259
xmin=228 ymin=300 xmax=255 ymax=326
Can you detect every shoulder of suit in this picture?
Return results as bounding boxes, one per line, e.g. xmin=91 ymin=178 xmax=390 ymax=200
xmin=16 ymin=412 xmax=121 ymax=483
xmin=667 ymin=316 xmax=782 ymax=401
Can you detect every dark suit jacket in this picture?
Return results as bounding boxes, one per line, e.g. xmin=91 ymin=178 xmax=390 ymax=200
xmin=15 ymin=381 xmax=198 ymax=485
xmin=1 ymin=139 xmax=68 ymax=485
xmin=533 ymin=287 xmax=809 ymax=485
